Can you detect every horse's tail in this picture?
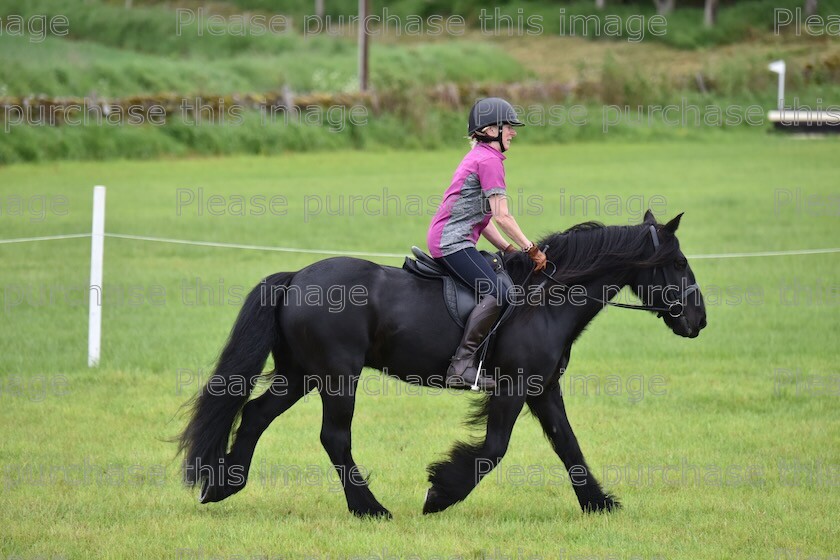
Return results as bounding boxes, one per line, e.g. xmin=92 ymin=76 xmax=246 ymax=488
xmin=178 ymin=271 xmax=293 ymax=487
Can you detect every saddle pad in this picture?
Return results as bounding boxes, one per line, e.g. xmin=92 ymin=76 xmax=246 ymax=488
xmin=403 ymin=249 xmax=511 ymax=328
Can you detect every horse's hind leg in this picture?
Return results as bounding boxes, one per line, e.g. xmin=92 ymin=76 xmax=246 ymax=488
xmin=423 ymin=393 xmax=526 ymax=514
xmin=200 ymin=370 xmax=308 ymax=503
xmin=319 ymin=375 xmax=391 ymax=518
xmin=527 ymin=384 xmax=619 ymax=513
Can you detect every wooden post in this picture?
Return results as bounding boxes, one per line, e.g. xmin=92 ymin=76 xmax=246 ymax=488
xmin=654 ymin=0 xmax=675 ymax=16
xmin=703 ymin=0 xmax=718 ymax=27
xmin=358 ymin=0 xmax=369 ymax=92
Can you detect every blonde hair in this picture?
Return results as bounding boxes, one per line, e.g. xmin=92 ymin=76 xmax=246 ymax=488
xmin=468 ymin=126 xmax=493 ymax=148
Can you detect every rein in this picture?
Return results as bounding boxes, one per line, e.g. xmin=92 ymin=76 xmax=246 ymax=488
xmin=468 ymin=226 xmax=699 ymax=390
xmin=537 ymin=226 xmax=698 ymax=319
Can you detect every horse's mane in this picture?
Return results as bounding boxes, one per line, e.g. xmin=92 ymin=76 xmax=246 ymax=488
xmin=504 ymin=221 xmax=681 ymax=288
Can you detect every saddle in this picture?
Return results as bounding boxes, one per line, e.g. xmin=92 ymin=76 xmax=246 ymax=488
xmin=403 ymin=246 xmax=512 ymax=328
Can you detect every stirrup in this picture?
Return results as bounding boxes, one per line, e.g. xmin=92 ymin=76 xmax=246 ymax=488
xmin=446 ymin=358 xmax=495 ymax=391
xmin=470 ymin=359 xmax=486 ymax=392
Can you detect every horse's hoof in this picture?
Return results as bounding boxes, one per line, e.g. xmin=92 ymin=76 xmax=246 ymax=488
xmin=352 ymin=506 xmax=392 ymax=519
xmin=198 ymin=479 xmax=215 ymax=503
xmin=583 ymin=494 xmax=621 ymax=513
xmin=198 ymin=479 xmax=244 ymax=504
xmin=422 ymin=486 xmax=451 ymax=514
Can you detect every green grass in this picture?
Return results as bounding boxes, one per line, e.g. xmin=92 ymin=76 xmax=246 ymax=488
xmin=0 ymin=32 xmax=531 ymax=98
xmin=3 ymin=0 xmax=838 ymax=101
xmin=91 ymin=0 xmax=840 ymax=50
xmin=490 ymin=0 xmax=840 ymax=49
xmin=0 ymin=0 xmax=531 ymax=97
xmin=1 ymin=103 xmax=808 ymax=165
xmin=1 ymin=138 xmax=839 ymax=558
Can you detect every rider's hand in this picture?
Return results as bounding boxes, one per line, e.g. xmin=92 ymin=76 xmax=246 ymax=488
xmin=503 ymin=243 xmax=517 ymax=254
xmin=527 ymin=244 xmax=547 ymax=272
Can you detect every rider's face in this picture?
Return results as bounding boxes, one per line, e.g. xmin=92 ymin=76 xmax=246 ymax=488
xmin=485 ymin=124 xmax=517 ymax=151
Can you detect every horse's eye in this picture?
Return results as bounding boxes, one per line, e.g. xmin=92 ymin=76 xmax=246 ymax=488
xmin=674 ymin=258 xmax=687 ymax=271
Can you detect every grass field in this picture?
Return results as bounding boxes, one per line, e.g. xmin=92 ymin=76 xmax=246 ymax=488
xmin=1 ymin=137 xmax=838 ymax=559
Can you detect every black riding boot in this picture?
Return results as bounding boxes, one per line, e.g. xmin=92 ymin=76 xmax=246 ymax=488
xmin=446 ymin=295 xmax=501 ymax=391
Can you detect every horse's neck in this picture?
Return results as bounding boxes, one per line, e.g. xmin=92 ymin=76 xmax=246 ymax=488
xmin=547 ymin=270 xmax=636 ymax=342
xmin=549 ymin=228 xmax=648 ymax=333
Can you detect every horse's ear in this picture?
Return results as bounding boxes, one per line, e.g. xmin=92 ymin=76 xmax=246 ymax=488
xmin=663 ymin=212 xmax=684 ymax=233
xmin=643 ymin=209 xmax=656 ymax=224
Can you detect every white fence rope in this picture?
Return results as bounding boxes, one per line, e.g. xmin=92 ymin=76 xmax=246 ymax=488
xmin=104 ymin=233 xmax=406 ymax=259
xmin=0 ymin=231 xmax=838 ymax=260
xmin=687 ymin=248 xmax=840 ymax=259
xmin=0 ymin=233 xmax=91 ymax=244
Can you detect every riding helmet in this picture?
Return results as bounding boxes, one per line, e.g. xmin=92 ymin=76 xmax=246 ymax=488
xmin=468 ymin=97 xmax=525 ymax=135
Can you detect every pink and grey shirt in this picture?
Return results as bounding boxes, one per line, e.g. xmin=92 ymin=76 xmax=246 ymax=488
xmin=427 ymin=143 xmax=507 ymax=258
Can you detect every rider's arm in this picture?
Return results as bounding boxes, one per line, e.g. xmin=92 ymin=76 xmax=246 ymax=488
xmin=488 ymin=194 xmax=535 ymax=250
xmin=481 ymin=220 xmax=512 ymax=251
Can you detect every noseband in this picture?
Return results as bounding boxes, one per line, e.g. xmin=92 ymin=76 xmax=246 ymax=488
xmin=540 ymin=225 xmax=699 ymax=319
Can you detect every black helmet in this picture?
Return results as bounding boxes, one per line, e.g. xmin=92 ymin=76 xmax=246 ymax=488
xmin=468 ymin=97 xmax=524 ymax=135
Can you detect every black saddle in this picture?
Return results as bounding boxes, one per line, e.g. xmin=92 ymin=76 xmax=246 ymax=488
xmin=403 ymin=246 xmax=512 ymax=328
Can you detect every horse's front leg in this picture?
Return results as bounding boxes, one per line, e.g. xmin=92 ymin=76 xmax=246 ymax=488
xmin=527 ymin=384 xmax=620 ymax=513
xmin=423 ymin=393 xmax=526 ymax=514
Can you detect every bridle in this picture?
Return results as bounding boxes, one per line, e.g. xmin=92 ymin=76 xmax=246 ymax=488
xmin=538 ymin=225 xmax=699 ymax=319
xmin=471 ymin=225 xmax=698 ymax=391
xmin=472 ymin=225 xmax=699 ymax=391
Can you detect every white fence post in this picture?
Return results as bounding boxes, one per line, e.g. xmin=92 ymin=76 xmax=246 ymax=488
xmin=768 ymin=60 xmax=786 ymax=112
xmin=88 ymin=186 xmax=106 ymax=367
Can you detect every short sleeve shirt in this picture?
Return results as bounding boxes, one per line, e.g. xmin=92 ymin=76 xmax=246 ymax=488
xmin=427 ymin=143 xmax=507 ymax=258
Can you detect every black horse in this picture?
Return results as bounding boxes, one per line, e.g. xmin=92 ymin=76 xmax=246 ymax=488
xmin=177 ymin=211 xmax=706 ymax=517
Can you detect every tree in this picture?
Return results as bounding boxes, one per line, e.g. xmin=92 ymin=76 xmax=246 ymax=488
xmin=804 ymin=0 xmax=818 ymax=17
xmin=653 ymin=0 xmax=675 ymax=16
xmin=315 ymin=0 xmax=324 ymax=19
xmin=703 ymin=0 xmax=718 ymax=27
xmin=595 ymin=0 xmax=606 ymax=9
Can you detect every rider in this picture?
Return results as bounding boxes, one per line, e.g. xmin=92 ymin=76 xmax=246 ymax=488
xmin=427 ymin=97 xmax=547 ymax=391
